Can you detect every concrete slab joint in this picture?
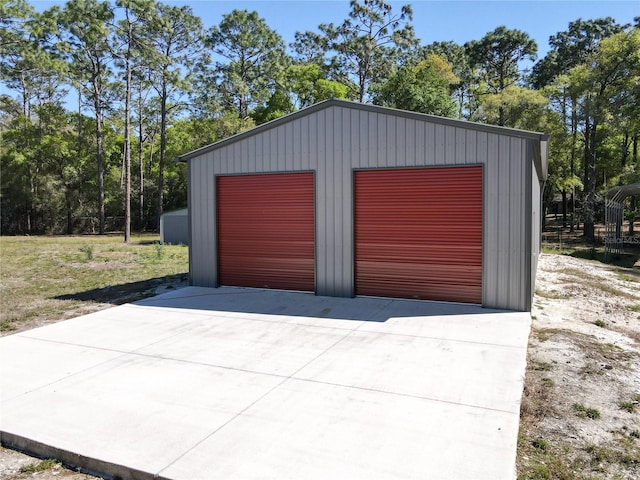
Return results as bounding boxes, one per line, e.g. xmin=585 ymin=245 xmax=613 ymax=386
xmin=0 ymin=286 xmax=531 ymax=480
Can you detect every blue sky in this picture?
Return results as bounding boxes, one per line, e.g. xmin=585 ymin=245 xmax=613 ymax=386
xmin=13 ymin=0 xmax=637 ymax=110
xmin=31 ymin=0 xmax=638 ymax=59
xmin=174 ymin=0 xmax=637 ymax=58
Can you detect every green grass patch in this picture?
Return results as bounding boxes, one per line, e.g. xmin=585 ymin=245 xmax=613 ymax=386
xmin=531 ymin=360 xmax=554 ymax=371
xmin=534 ymin=328 xmax=567 ymax=342
xmin=618 ymin=394 xmax=640 ymax=413
xmin=541 ymin=377 xmax=555 ymax=388
xmin=585 ymin=439 xmax=640 ymax=468
xmin=0 ymin=320 xmax=16 ymax=332
xmin=0 ymin=235 xmax=188 ymax=333
xmin=20 ymin=458 xmax=59 ymax=473
xmin=594 ymin=319 xmax=606 ymax=328
xmin=573 ymin=403 xmax=601 ymax=419
xmin=516 ymin=435 xmax=595 ymax=480
xmin=79 ymin=244 xmax=94 ymax=260
xmin=531 ymin=438 xmax=549 ymax=452
xmin=518 ymin=431 xmax=640 ymax=479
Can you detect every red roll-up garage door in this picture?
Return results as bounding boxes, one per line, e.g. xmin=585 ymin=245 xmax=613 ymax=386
xmin=217 ymin=173 xmax=315 ymax=291
xmin=355 ymin=166 xmax=482 ymax=304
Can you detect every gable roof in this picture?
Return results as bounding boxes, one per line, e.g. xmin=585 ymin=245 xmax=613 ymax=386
xmin=177 ymin=99 xmax=549 ymax=181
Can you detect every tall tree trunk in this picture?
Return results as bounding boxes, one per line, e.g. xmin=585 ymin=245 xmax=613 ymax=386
xmin=138 ymin=91 xmax=144 ymax=232
xmin=146 ymin=137 xmax=155 ymax=230
xmin=92 ymin=72 xmax=105 ymax=235
xmin=124 ymin=91 xmax=131 ymax=242
xmin=583 ymin=115 xmax=597 ymax=243
xmin=629 ymin=197 xmax=635 ymax=236
xmin=26 ymin=167 xmax=33 ymax=234
xmin=95 ymin=107 xmax=105 ymax=235
xmin=358 ymin=72 xmax=366 ymax=103
xmin=562 ymin=190 xmax=567 ymax=227
xmin=66 ymin=189 xmax=73 ymax=235
xmin=157 ymin=83 xmax=167 ymax=232
xmin=123 ymin=17 xmax=133 ymax=243
xmin=570 ymin=97 xmax=578 ymax=233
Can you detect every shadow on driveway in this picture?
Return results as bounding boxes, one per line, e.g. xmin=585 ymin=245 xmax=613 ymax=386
xmin=53 ymin=273 xmax=189 ymax=305
xmin=131 ymin=285 xmax=510 ymax=323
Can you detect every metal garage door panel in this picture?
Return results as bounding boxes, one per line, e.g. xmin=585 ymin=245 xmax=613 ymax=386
xmin=355 ymin=167 xmax=482 ymax=304
xmin=217 ymin=173 xmax=315 ymax=291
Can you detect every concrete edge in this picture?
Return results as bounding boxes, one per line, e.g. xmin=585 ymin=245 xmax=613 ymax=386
xmin=0 ymin=431 xmax=156 ymax=480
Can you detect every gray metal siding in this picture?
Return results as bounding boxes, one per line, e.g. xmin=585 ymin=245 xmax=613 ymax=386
xmin=160 ymin=209 xmax=189 ymax=245
xmin=188 ymin=104 xmax=535 ymax=310
xmin=530 ymin=142 xmax=543 ymax=310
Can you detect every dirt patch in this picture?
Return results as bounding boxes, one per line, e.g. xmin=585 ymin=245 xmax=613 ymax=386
xmin=518 ymin=253 xmax=640 ymax=479
xmin=0 ymin=447 xmax=97 ymax=479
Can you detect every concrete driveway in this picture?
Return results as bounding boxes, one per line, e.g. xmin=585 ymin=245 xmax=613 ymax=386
xmin=0 ymin=287 xmax=531 ymax=480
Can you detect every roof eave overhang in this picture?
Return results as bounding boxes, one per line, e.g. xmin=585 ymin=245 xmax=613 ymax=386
xmin=175 ymin=99 xmax=549 ymax=163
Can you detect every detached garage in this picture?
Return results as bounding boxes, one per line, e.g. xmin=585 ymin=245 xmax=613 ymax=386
xmin=178 ymin=100 xmax=548 ymax=311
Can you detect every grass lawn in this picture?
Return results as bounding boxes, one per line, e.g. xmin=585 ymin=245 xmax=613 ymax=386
xmin=0 ymin=235 xmax=188 ymax=334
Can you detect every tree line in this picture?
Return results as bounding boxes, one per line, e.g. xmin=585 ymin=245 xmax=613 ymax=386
xmin=1 ymin=0 xmax=638 ymax=242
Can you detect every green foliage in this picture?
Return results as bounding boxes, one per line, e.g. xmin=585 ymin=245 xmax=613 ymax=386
xmin=0 ymin=103 xmax=96 ymax=234
xmin=465 ymin=26 xmax=537 ymax=126
xmin=532 ymin=17 xmax=625 ymax=88
xmin=466 ymin=25 xmax=537 ymax=92
xmin=373 ymin=55 xmax=457 ymax=116
xmin=251 ymin=90 xmax=295 ymax=124
xmin=206 ymin=9 xmax=287 ymax=118
xmin=286 ymin=64 xmax=355 ymax=108
xmin=532 ymin=18 xmax=637 ymax=241
xmin=1 ymin=4 xmax=638 ymax=240
xmin=474 ymin=85 xmax=548 ymax=128
xmin=291 ymin=30 xmax=328 ymax=65
xmin=319 ymin=0 xmax=417 ymax=102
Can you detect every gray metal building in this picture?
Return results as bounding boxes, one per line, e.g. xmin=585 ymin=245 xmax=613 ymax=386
xmin=160 ymin=208 xmax=189 ymax=245
xmin=178 ymin=99 xmax=548 ymax=311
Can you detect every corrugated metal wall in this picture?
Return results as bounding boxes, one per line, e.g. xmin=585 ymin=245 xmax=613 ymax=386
xmin=530 ymin=143 xmax=543 ymax=311
xmin=188 ymin=104 xmax=538 ymax=311
xmin=160 ymin=209 xmax=189 ymax=245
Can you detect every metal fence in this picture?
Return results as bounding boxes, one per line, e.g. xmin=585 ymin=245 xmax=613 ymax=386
xmin=605 ymin=184 xmax=640 ymax=256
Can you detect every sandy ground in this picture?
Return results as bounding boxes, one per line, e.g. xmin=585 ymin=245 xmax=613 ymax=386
xmin=2 ymin=252 xmax=639 ymax=480
xmin=518 ymin=252 xmax=640 ymax=479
